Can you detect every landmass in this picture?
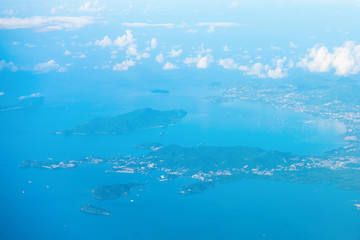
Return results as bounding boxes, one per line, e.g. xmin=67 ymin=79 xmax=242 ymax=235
xmin=19 ymin=160 xmax=77 ymax=169
xmin=80 ymin=204 xmax=111 ymax=216
xmin=21 ymin=144 xmax=360 ymax=195
xmin=55 ymin=108 xmax=187 ymax=135
xmin=92 ymin=183 xmax=144 ymax=200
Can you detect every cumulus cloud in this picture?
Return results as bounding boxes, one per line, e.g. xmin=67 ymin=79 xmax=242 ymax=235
xmin=34 ymin=60 xmax=65 ymax=73
xmin=0 ymin=92 xmax=4 ymax=96
xmin=0 ymin=60 xmax=18 ymax=72
xmin=64 ymin=50 xmax=71 ymax=55
xmin=150 ymin=38 xmax=158 ymax=49
xmin=94 ymin=31 xmax=150 ymax=60
xmin=218 ymin=58 xmax=238 ymax=69
xmin=184 ymin=54 xmax=213 ymax=68
xmin=196 ymin=22 xmax=244 ymax=33
xmin=113 ymin=59 xmax=135 ymax=71
xmin=223 ymin=45 xmax=230 ymax=52
xmin=78 ymin=1 xmax=105 ymax=12
xmin=0 ymin=16 xmax=94 ymax=31
xmin=94 ymin=35 xmax=112 ymax=47
xmin=163 ymin=62 xmax=178 ymax=70
xmin=217 ymin=57 xmax=288 ymax=79
xmin=297 ymin=41 xmax=360 ymax=75
xmin=169 ymin=48 xmax=183 ymax=57
xmin=267 ymin=57 xmax=288 ymax=78
xmin=121 ymin=23 xmax=176 ymax=28
xmin=19 ymin=93 xmax=41 ymax=100
xmin=114 ymin=30 xmax=135 ymax=49
xmin=184 ymin=45 xmax=213 ymax=68
xmin=243 ymin=57 xmax=288 ymax=79
xmin=156 ymin=53 xmax=164 ymax=63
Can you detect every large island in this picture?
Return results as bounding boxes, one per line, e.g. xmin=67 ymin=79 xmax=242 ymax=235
xmin=56 ymin=108 xmax=187 ymax=135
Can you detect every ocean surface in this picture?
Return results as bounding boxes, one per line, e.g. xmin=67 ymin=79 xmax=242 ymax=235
xmin=1 ymin=72 xmax=360 ymax=240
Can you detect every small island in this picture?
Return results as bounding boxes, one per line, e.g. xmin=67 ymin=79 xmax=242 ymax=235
xmin=80 ymin=204 xmax=111 ymax=216
xmin=92 ymin=183 xmax=144 ymax=200
xmin=56 ymin=108 xmax=187 ymax=135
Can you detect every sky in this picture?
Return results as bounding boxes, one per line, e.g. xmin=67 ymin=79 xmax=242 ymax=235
xmin=1 ymin=0 xmax=360 ymax=85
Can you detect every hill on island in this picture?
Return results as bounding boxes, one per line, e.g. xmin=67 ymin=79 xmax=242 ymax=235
xmin=58 ymin=108 xmax=187 ymax=135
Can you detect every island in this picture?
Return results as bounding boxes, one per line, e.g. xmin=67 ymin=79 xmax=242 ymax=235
xmin=20 ymin=143 xmax=360 ymax=195
xmin=92 ymin=183 xmax=144 ymax=200
xmin=19 ymin=160 xmax=77 ymax=169
xmin=55 ymin=108 xmax=187 ymax=135
xmin=80 ymin=204 xmax=111 ymax=216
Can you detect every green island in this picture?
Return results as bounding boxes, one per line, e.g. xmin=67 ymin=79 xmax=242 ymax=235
xmin=55 ymin=108 xmax=187 ymax=135
xmin=21 ymin=143 xmax=360 ymax=195
xmin=92 ymin=183 xmax=144 ymax=200
xmin=80 ymin=204 xmax=111 ymax=216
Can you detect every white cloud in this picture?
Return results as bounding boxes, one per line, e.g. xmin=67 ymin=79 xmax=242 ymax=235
xmin=126 ymin=44 xmax=138 ymax=56
xmin=64 ymin=50 xmax=71 ymax=55
xmin=19 ymin=93 xmax=41 ymax=100
xmin=184 ymin=54 xmax=213 ymax=68
xmin=34 ymin=60 xmax=65 ymax=73
xmin=0 ymin=92 xmax=4 ymax=96
xmin=196 ymin=22 xmax=244 ymax=33
xmin=223 ymin=45 xmax=230 ymax=52
xmin=79 ymin=54 xmax=87 ymax=58
xmin=113 ymin=59 xmax=135 ymax=71
xmin=267 ymin=57 xmax=288 ymax=79
xmin=163 ymin=62 xmax=178 ymax=70
xmin=184 ymin=44 xmax=213 ymax=69
xmin=114 ymin=30 xmax=134 ymax=49
xmin=0 ymin=16 xmax=94 ymax=31
xmin=95 ymin=35 xmax=112 ymax=47
xmin=79 ymin=1 xmax=105 ymax=12
xmin=0 ymin=60 xmax=18 ymax=72
xmin=169 ymin=48 xmax=183 ymax=57
xmin=150 ymin=38 xmax=158 ymax=49
xmin=297 ymin=41 xmax=360 ymax=75
xmin=121 ymin=23 xmax=176 ymax=28
xmin=243 ymin=63 xmax=266 ymax=78
xmin=218 ymin=58 xmax=238 ymax=69
xmin=93 ymin=31 xmax=149 ymax=60
xmin=242 ymin=57 xmax=288 ymax=79
xmin=156 ymin=53 xmax=164 ymax=63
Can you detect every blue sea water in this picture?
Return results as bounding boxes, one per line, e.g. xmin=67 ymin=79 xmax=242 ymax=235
xmin=1 ymin=71 xmax=360 ymax=240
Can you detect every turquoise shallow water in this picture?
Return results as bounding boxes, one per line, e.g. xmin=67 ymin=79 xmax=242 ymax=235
xmin=0 ymin=89 xmax=358 ymax=240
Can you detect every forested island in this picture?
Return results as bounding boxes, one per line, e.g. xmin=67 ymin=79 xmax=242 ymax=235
xmin=55 ymin=108 xmax=187 ymax=135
